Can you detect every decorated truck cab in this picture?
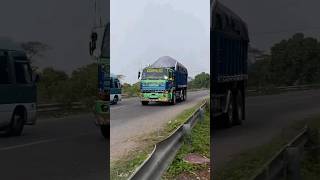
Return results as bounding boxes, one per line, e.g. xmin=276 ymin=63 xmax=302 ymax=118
xmin=139 ymin=56 xmax=188 ymax=105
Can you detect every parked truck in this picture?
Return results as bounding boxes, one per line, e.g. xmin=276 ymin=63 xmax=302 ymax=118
xmin=138 ymin=56 xmax=188 ymax=105
xmin=211 ymin=1 xmax=249 ymax=127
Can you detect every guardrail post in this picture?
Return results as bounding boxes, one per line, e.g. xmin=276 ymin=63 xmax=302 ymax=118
xmin=286 ymin=147 xmax=301 ymax=180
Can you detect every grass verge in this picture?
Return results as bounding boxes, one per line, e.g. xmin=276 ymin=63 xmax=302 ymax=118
xmin=110 ymin=100 xmax=207 ymax=180
xmin=214 ymin=116 xmax=320 ymax=180
xmin=163 ymin=105 xmax=210 ymax=179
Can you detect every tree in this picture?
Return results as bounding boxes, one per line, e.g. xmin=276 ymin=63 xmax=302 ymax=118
xmin=37 ymin=67 xmax=69 ymax=102
xmin=21 ymin=41 xmax=50 ymax=71
xmin=189 ymin=72 xmax=210 ymax=89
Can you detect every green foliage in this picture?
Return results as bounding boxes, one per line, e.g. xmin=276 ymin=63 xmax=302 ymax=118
xmin=188 ymin=72 xmax=210 ymax=89
xmin=164 ymin=108 xmax=210 ymax=179
xmin=37 ymin=63 xmax=98 ymax=107
xmin=122 ymin=82 xmax=140 ymax=97
xmin=37 ymin=67 xmax=69 ymax=103
xmin=249 ymin=33 xmax=320 ymax=88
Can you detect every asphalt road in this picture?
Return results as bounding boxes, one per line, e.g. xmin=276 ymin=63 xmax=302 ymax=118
xmin=110 ymin=90 xmax=209 ymax=161
xmin=213 ymin=89 xmax=320 ymax=168
xmin=0 ymin=114 xmax=107 ymax=180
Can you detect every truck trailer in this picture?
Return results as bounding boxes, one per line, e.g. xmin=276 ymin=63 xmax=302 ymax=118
xmin=139 ymin=56 xmax=188 ymax=105
xmin=211 ymin=1 xmax=249 ymax=127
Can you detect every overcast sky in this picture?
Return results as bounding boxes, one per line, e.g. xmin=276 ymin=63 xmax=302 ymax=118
xmin=0 ymin=0 xmax=109 ymax=74
xmin=2 ymin=0 xmax=320 ymax=79
xmin=111 ymin=0 xmax=210 ymax=84
xmin=221 ymin=0 xmax=320 ymax=51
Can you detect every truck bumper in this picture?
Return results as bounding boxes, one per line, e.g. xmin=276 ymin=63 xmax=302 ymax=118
xmin=140 ymin=92 xmax=172 ymax=102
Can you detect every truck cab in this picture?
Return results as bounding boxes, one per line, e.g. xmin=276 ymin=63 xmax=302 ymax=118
xmin=140 ymin=67 xmax=175 ymax=105
xmin=0 ymin=48 xmax=38 ymax=136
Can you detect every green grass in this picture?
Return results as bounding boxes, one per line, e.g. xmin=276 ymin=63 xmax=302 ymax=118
xmin=214 ymin=116 xmax=320 ymax=180
xmin=110 ymin=100 xmax=207 ymax=180
xmin=301 ymin=117 xmax=320 ymax=180
xmin=163 ymin=105 xmax=210 ymax=179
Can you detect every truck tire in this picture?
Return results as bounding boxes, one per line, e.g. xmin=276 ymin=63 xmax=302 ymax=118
xmin=171 ymin=94 xmax=176 ymax=105
xmin=141 ymin=101 xmax=149 ymax=105
xmin=234 ymin=90 xmax=244 ymax=125
xmin=5 ymin=110 xmax=25 ymax=136
xmin=182 ymin=90 xmax=187 ymax=101
xmin=100 ymin=125 xmax=109 ymax=139
xmin=224 ymin=92 xmax=234 ymax=128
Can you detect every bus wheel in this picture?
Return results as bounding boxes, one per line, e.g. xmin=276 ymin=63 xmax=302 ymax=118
xmin=141 ymin=101 xmax=149 ymax=105
xmin=100 ymin=125 xmax=109 ymax=139
xmin=113 ymin=96 xmax=118 ymax=105
xmin=234 ymin=90 xmax=244 ymax=125
xmin=6 ymin=110 xmax=25 ymax=136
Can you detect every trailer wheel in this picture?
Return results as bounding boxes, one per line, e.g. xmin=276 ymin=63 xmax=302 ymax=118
xmin=171 ymin=94 xmax=176 ymax=105
xmin=234 ymin=90 xmax=244 ymax=125
xmin=141 ymin=101 xmax=149 ymax=105
xmin=224 ymin=92 xmax=234 ymax=128
xmin=5 ymin=109 xmax=26 ymax=136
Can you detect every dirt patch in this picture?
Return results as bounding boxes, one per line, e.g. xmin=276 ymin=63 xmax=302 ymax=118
xmin=176 ymin=168 xmax=211 ymax=180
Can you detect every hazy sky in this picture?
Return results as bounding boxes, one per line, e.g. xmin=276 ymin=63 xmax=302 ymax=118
xmin=111 ymin=0 xmax=210 ymax=83
xmin=2 ymin=0 xmax=320 ymax=77
xmin=221 ymin=0 xmax=320 ymax=51
xmin=0 ymin=0 xmax=109 ymax=74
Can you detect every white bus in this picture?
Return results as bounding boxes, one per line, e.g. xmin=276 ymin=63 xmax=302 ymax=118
xmin=0 ymin=45 xmax=39 ymax=136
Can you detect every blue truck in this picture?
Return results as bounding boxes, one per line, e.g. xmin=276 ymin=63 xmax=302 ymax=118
xmin=138 ymin=56 xmax=188 ymax=105
xmin=211 ymin=1 xmax=249 ymax=127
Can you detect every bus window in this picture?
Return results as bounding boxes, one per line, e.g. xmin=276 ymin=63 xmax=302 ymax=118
xmin=15 ymin=62 xmax=32 ymax=84
xmin=0 ymin=52 xmax=10 ymax=84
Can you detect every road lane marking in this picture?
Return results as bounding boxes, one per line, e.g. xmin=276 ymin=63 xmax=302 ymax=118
xmin=0 ymin=139 xmax=58 ymax=151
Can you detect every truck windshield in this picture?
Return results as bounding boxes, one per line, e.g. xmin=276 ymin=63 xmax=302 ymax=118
xmin=142 ymin=68 xmax=169 ymax=80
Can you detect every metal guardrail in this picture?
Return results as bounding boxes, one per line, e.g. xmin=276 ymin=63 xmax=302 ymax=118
xmin=250 ymin=126 xmax=313 ymax=180
xmin=37 ymin=102 xmax=86 ymax=113
xmin=247 ymin=84 xmax=320 ymax=93
xmin=128 ymin=101 xmax=207 ymax=180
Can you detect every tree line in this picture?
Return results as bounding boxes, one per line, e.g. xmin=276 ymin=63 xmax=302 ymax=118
xmin=249 ymin=33 xmax=320 ymax=88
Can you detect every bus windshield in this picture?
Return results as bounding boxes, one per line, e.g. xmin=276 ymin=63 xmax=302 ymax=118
xmin=142 ymin=68 xmax=169 ymax=80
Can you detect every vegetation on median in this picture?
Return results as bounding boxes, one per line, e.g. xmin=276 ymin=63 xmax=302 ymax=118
xmin=214 ymin=116 xmax=320 ymax=180
xmin=163 ymin=105 xmax=210 ymax=179
xmin=110 ymin=100 xmax=207 ymax=180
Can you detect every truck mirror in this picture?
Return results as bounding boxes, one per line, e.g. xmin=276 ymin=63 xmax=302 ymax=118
xmin=138 ymin=71 xmax=141 ymax=79
xmin=89 ymin=32 xmax=98 ymax=55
